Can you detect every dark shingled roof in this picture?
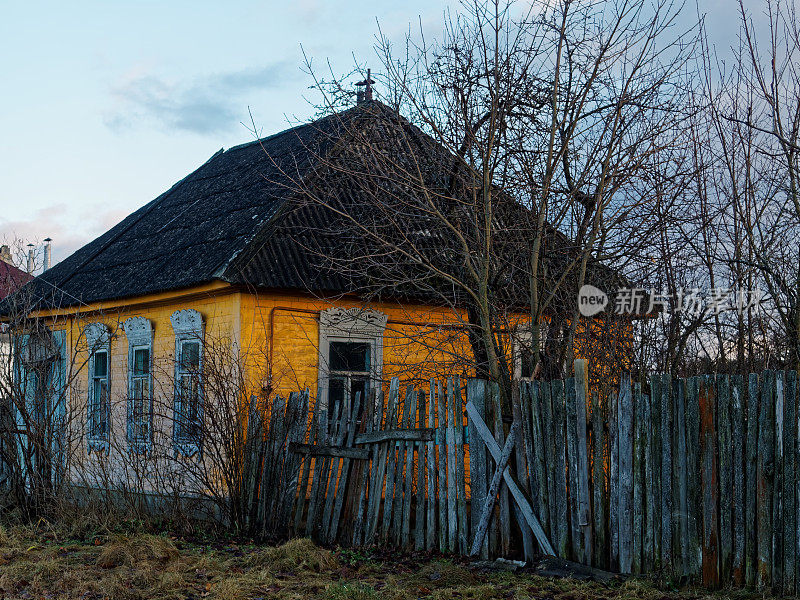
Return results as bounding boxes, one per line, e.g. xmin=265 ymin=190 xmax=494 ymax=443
xmin=11 ymin=101 xmax=623 ymax=313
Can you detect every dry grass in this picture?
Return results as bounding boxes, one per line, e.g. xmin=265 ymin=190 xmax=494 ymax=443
xmin=0 ymin=522 xmax=777 ymax=600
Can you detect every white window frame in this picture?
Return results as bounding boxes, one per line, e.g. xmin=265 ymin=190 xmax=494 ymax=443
xmin=317 ymin=308 xmax=387 ymax=424
xmin=123 ymin=317 xmax=154 ymax=453
xmin=512 ymin=326 xmax=541 ymax=381
xmin=170 ymin=309 xmax=204 ymax=457
xmin=84 ymin=323 xmax=111 ymax=453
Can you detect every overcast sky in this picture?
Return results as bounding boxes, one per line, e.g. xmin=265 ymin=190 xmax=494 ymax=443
xmin=0 ymin=0 xmax=748 ymax=269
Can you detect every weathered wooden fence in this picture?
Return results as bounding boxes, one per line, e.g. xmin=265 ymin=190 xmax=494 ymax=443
xmin=243 ymin=363 xmax=800 ymax=592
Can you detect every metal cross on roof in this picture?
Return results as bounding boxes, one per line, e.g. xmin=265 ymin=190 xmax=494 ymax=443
xmin=355 ymin=68 xmax=375 ymax=104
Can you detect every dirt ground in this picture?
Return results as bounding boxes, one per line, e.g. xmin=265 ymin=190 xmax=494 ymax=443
xmin=0 ymin=522 xmax=772 ymax=600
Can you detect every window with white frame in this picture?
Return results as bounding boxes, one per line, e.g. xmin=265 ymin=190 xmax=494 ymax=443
xmin=318 ymin=308 xmax=386 ymax=425
xmin=175 ymin=339 xmax=201 ymax=443
xmin=512 ymin=325 xmax=548 ymax=380
xmin=170 ymin=309 xmax=203 ymax=456
xmin=123 ymin=317 xmax=153 ymax=452
xmin=84 ymin=323 xmax=110 ymax=452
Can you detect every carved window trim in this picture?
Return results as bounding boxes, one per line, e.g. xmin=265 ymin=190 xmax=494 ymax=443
xmin=317 ymin=307 xmax=387 ymax=419
xmin=170 ymin=309 xmax=204 ymax=457
xmin=84 ymin=323 xmax=111 ymax=453
xmin=123 ymin=317 xmax=153 ymax=453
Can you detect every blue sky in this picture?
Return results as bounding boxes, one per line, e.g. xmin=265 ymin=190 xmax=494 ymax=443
xmin=0 ymin=0 xmax=742 ymax=268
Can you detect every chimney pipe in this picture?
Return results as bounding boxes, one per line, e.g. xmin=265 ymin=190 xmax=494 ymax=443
xmin=43 ymin=237 xmax=52 ymax=271
xmin=26 ymin=243 xmax=35 ymax=274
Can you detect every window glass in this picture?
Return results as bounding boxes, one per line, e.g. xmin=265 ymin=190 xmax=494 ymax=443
xmin=330 ymin=341 xmax=370 ymax=372
xmin=133 ymin=347 xmax=149 ymax=376
xmin=93 ymin=351 xmax=108 ymax=378
xmin=181 ymin=341 xmax=200 ymax=371
xmin=520 ymin=348 xmax=534 ymax=379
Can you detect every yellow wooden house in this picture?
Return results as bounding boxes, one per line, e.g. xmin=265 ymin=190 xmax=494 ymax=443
xmin=6 ymin=101 xmax=624 ymax=488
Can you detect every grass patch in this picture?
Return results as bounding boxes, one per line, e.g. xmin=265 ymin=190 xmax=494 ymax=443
xmin=0 ymin=521 xmax=779 ymax=599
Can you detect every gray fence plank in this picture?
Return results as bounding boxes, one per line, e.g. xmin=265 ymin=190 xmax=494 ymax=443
xmin=591 ymin=391 xmax=606 ymax=569
xmin=745 ymin=373 xmax=759 ymax=587
xmin=773 ymin=372 xmax=785 ymax=590
xmin=757 ymin=371 xmax=775 ymax=590
xmin=437 ymin=380 xmax=448 ymax=553
xmin=470 ymin=422 xmax=519 ymax=557
xmin=643 ymin=390 xmax=655 ymax=573
xmin=674 ymin=378 xmax=689 ymax=577
xmin=446 ymin=378 xmax=458 ymax=552
xmin=650 ymin=375 xmax=662 ymax=568
xmin=490 ymin=382 xmax=510 ymax=556
xmin=467 ymin=379 xmax=488 ymax=558
xmin=618 ymin=373 xmax=634 ymax=574
xmin=782 ymin=370 xmax=796 ymax=595
xmin=730 ymin=375 xmax=745 ymax=586
xmin=400 ymin=388 xmax=418 ymax=548
xmin=661 ymin=373 xmax=673 ymax=574
xmin=566 ymin=376 xmax=581 ymax=563
xmin=718 ymin=374 xmax=732 ymax=583
xmin=415 ymin=390 xmax=427 ymax=551
xmin=426 ymin=380 xmax=437 ymax=552
xmin=552 ymin=379 xmax=569 ymax=559
xmin=687 ymin=376 xmax=701 ymax=578
xmin=380 ymin=382 xmax=403 ymax=543
xmin=609 ymin=388 xmax=619 ymax=571
xmin=633 ymin=382 xmax=645 ymax=575
xmin=700 ymin=375 xmax=719 ymax=588
xmin=574 ymin=361 xmax=592 ymax=566
xmin=454 ymin=379 xmax=468 ymax=554
xmin=530 ymin=381 xmax=550 ymax=543
xmin=394 ymin=386 xmax=416 ymax=546
xmin=513 ymin=383 xmax=535 ymax=560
